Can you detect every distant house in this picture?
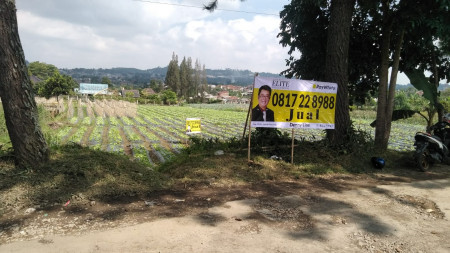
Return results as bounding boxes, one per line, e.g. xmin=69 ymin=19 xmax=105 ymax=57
xmin=204 ymin=94 xmax=218 ymax=101
xmin=120 ymin=88 xmax=140 ymax=98
xmin=141 ymin=88 xmax=156 ymax=96
xmin=217 ymin=91 xmax=229 ymax=98
xmin=225 ymin=85 xmax=242 ymax=91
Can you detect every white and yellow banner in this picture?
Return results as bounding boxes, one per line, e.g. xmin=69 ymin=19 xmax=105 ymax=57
xmin=186 ymin=118 xmax=201 ymax=134
xmin=250 ymin=76 xmax=337 ymax=129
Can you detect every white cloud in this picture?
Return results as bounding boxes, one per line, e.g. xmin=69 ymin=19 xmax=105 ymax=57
xmin=16 ymin=0 xmax=289 ymax=73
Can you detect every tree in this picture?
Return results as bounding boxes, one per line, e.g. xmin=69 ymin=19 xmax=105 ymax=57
xmin=27 ymin=61 xmax=58 ymax=82
xmin=37 ymin=71 xmax=77 ymax=100
xmin=201 ymin=64 xmax=208 ymax=101
xmin=101 ymin=76 xmax=112 ymax=88
xmin=193 ymin=59 xmax=201 ymax=101
xmin=279 ymin=1 xmax=380 ymax=105
xmin=28 ymin=61 xmax=60 ymax=94
xmin=323 ymin=0 xmax=354 ymax=144
xmin=149 ymin=79 xmax=163 ymax=93
xmin=179 ymin=57 xmax=190 ymax=99
xmin=0 ymin=0 xmax=50 ymax=168
xmin=165 ymin=52 xmax=181 ymax=95
xmin=186 ymin=57 xmax=194 ymax=99
xmin=374 ymin=0 xmax=450 ymax=151
xmin=161 ymin=90 xmax=177 ymax=105
xmin=147 ymin=94 xmax=162 ymax=104
xmin=279 ymin=0 xmax=329 ymax=80
xmin=125 ymin=91 xmax=135 ymax=99
xmin=279 ymin=0 xmax=354 ymax=145
xmin=400 ymin=1 xmax=450 ymax=121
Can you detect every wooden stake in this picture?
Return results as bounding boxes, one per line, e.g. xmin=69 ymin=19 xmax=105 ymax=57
xmin=242 ymin=97 xmax=253 ymax=140
xmin=291 ymin=128 xmax=295 ymax=164
xmin=247 ymin=73 xmax=258 ymax=162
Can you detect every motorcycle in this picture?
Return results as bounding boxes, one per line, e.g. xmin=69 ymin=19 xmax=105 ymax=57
xmin=413 ymin=121 xmax=450 ymax=171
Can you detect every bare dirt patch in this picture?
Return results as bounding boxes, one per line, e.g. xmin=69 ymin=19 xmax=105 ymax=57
xmin=1 ymin=165 xmax=450 ymax=252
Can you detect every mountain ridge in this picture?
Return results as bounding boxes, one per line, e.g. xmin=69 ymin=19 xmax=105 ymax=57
xmin=59 ymin=67 xmax=282 ymax=87
xmin=59 ymin=66 xmax=448 ymax=90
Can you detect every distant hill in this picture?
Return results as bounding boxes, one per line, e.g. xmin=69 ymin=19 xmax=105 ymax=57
xmin=396 ymin=83 xmax=450 ymax=91
xmin=59 ymin=67 xmax=449 ymax=90
xmin=59 ymin=67 xmax=282 ymax=87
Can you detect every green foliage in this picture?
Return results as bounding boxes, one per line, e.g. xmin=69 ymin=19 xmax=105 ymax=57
xmin=37 ymin=71 xmax=77 ymax=99
xmin=101 ymin=76 xmax=112 ymax=87
xmin=405 ymin=70 xmax=438 ymax=106
xmin=440 ymin=88 xmax=450 ymax=112
xmin=179 ymin=57 xmax=190 ymax=98
xmin=149 ymin=79 xmax=163 ymax=93
xmin=279 ymin=1 xmax=381 ymax=105
xmin=147 ymin=94 xmax=162 ymax=104
xmin=165 ymin=53 xmax=181 ymax=95
xmin=251 ymin=128 xmax=292 ymax=150
xmin=125 ymin=91 xmax=135 ymax=98
xmin=279 ymin=0 xmax=450 ymax=106
xmin=186 ymin=136 xmax=242 ymax=154
xmin=0 ymin=104 xmax=53 ymax=156
xmin=161 ymin=89 xmax=177 ymax=105
xmin=164 ymin=53 xmax=208 ymax=102
xmin=394 ymin=91 xmax=412 ymax=110
xmin=279 ymin=0 xmax=328 ymax=80
xmin=28 ymin=61 xmax=58 ymax=81
xmin=0 ymin=104 xmax=10 ymax=146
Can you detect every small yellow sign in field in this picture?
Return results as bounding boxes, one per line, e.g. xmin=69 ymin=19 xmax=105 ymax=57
xmin=186 ymin=118 xmax=201 ymax=134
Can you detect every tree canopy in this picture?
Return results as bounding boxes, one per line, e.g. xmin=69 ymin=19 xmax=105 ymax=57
xmin=37 ymin=71 xmax=77 ymax=99
xmin=279 ymin=0 xmax=450 ymax=106
xmin=28 ymin=61 xmax=59 ymax=82
xmin=165 ymin=52 xmax=181 ymax=95
xmin=165 ymin=53 xmax=207 ymax=102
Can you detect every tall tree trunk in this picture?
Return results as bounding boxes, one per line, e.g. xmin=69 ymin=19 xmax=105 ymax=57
xmin=432 ymin=48 xmax=444 ymax=121
xmin=0 ymin=0 xmax=50 ymax=168
xmin=384 ymin=28 xmax=405 ymax=147
xmin=374 ymin=0 xmax=393 ymax=152
xmin=325 ymin=0 xmax=355 ymax=144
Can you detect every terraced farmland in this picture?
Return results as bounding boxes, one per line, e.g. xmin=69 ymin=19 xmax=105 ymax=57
xmin=49 ymin=99 xmax=426 ymax=167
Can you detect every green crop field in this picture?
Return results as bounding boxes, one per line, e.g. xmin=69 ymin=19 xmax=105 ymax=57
xmin=38 ymin=98 xmax=428 ymax=168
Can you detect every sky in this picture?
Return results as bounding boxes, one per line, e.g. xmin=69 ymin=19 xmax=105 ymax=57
xmin=16 ymin=0 xmax=291 ymax=73
xmin=16 ymin=0 xmax=412 ymax=84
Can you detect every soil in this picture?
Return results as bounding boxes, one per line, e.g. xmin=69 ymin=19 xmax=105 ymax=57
xmin=1 ymin=165 xmax=450 ymax=253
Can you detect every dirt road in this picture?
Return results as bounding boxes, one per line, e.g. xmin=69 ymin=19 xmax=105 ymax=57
xmin=1 ymin=172 xmax=450 ymax=252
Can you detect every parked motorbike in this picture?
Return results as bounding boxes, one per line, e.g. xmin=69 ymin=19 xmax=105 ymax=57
xmin=413 ymin=121 xmax=450 ymax=171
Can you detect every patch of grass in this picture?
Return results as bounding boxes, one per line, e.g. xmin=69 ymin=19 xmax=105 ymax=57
xmin=158 ymin=125 xmax=396 ymax=187
xmin=0 ymin=143 xmax=165 ymax=214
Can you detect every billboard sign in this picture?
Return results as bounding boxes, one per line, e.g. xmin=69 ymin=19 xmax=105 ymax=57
xmin=251 ymin=76 xmax=337 ymax=129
